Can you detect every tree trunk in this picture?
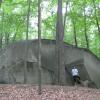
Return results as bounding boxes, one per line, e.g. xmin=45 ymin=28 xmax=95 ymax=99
xmin=24 ymin=0 xmax=31 ymax=83
xmin=63 ymin=1 xmax=68 ymax=33
xmin=56 ymin=0 xmax=66 ymax=85
xmin=12 ymin=25 xmax=20 ymax=42
xmin=84 ymin=1 xmax=89 ymax=49
xmin=0 ymin=10 xmax=4 ymax=48
xmin=38 ymin=0 xmax=42 ymax=95
xmin=5 ymin=33 xmax=9 ymax=46
xmin=92 ymin=0 xmax=100 ymax=34
xmin=72 ymin=19 xmax=78 ymax=47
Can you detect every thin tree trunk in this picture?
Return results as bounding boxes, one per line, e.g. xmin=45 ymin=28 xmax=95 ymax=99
xmin=84 ymin=15 xmax=89 ymax=49
xmin=12 ymin=25 xmax=20 ymax=42
xmin=84 ymin=1 xmax=89 ymax=49
xmin=5 ymin=33 xmax=9 ymax=46
xmin=56 ymin=0 xmax=66 ymax=85
xmin=0 ymin=32 xmax=3 ymax=48
xmin=63 ymin=1 xmax=68 ymax=33
xmin=38 ymin=0 xmax=42 ymax=95
xmin=72 ymin=19 xmax=78 ymax=47
xmin=24 ymin=0 xmax=31 ymax=83
xmin=0 ymin=10 xmax=4 ymax=48
xmin=92 ymin=0 xmax=100 ymax=34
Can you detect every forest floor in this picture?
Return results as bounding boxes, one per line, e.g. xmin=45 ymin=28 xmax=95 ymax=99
xmin=0 ymin=85 xmax=100 ymax=100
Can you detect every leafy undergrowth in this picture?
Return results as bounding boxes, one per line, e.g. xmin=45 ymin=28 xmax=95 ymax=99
xmin=0 ymin=85 xmax=100 ymax=100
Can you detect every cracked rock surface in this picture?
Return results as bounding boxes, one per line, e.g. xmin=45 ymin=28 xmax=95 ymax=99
xmin=0 ymin=85 xmax=100 ymax=100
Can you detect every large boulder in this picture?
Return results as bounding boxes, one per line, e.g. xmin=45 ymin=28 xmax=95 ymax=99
xmin=0 ymin=39 xmax=100 ymax=88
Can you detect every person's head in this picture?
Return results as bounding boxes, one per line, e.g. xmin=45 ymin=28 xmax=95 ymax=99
xmin=73 ymin=66 xmax=76 ymax=69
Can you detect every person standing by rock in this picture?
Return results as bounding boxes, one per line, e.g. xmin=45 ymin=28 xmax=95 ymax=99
xmin=71 ymin=66 xmax=81 ymax=85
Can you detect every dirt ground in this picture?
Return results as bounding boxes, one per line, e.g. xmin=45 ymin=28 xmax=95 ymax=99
xmin=0 ymin=85 xmax=100 ymax=100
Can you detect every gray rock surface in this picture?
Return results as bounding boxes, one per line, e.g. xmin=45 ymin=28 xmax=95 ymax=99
xmin=0 ymin=39 xmax=100 ymax=88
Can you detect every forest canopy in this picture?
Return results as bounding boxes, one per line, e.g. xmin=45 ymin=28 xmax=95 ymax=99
xmin=0 ymin=0 xmax=100 ymax=58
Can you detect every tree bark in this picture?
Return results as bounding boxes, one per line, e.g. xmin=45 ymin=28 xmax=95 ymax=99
xmin=0 ymin=10 xmax=4 ymax=48
xmin=84 ymin=1 xmax=89 ymax=49
xmin=56 ymin=0 xmax=66 ymax=85
xmin=72 ymin=19 xmax=78 ymax=47
xmin=12 ymin=25 xmax=20 ymax=42
xmin=38 ymin=0 xmax=42 ymax=95
xmin=63 ymin=1 xmax=68 ymax=33
xmin=5 ymin=33 xmax=9 ymax=46
xmin=24 ymin=0 xmax=31 ymax=83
